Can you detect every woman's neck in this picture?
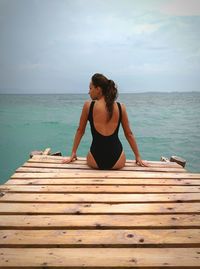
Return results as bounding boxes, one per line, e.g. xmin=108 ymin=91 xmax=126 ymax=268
xmin=97 ymin=95 xmax=105 ymax=101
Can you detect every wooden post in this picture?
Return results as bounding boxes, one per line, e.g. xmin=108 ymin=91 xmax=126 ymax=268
xmin=51 ymin=151 xmax=62 ymax=156
xmin=160 ymin=156 xmax=170 ymax=162
xmin=43 ymin=148 xmax=51 ymax=155
xmin=170 ymin=155 xmax=186 ymax=167
xmin=30 ymin=148 xmax=52 ymax=158
xmin=29 ymin=151 xmax=43 ymax=158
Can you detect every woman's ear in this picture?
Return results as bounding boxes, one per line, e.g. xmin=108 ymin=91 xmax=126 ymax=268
xmin=97 ymin=86 xmax=102 ymax=95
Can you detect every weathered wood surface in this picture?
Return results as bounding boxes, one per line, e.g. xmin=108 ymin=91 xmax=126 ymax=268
xmin=1 ymin=248 xmax=200 ymax=267
xmin=0 ymin=153 xmax=200 ymax=268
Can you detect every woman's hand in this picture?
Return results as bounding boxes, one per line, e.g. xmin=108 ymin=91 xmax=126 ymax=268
xmin=135 ymin=156 xmax=149 ymax=167
xmin=62 ymin=153 xmax=77 ymax=164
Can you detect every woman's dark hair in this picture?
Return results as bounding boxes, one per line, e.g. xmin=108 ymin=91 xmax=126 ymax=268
xmin=91 ymin=73 xmax=118 ymax=121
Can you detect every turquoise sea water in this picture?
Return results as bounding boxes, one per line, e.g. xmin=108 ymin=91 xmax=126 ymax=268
xmin=0 ymin=92 xmax=200 ymax=184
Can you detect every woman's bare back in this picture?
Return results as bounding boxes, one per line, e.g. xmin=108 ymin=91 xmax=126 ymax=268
xmin=92 ymin=100 xmax=120 ymax=136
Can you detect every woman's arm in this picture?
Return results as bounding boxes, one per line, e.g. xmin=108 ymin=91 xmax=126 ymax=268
xmin=62 ymin=101 xmax=90 ymax=164
xmin=121 ymin=103 xmax=148 ymax=166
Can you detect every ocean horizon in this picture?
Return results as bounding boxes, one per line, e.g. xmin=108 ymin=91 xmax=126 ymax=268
xmin=0 ymin=92 xmax=200 ymax=184
xmin=0 ymin=91 xmax=200 ymax=94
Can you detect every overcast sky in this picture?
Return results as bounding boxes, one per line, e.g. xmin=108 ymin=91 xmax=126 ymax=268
xmin=0 ymin=0 xmax=200 ymax=93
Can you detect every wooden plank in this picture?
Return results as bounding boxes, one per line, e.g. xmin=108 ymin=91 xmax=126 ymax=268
xmin=1 ymin=229 xmax=200 ymax=247
xmin=5 ymin=178 xmax=200 ymax=186
xmin=16 ymin=166 xmax=187 ymax=173
xmin=11 ymin=171 xmax=200 ymax=179
xmin=1 ymin=153 xmax=200 ymax=269
xmin=0 ymin=214 xmax=200 ymax=228
xmin=29 ymin=157 xmax=183 ymax=168
xmin=24 ymin=161 xmax=185 ymax=171
xmin=0 ymin=248 xmax=200 ymax=267
xmin=1 ymin=192 xmax=200 ymax=203
xmin=31 ymin=155 xmax=182 ymax=166
xmin=1 ymin=185 xmax=200 ymax=193
xmin=0 ymin=202 xmax=200 ymax=214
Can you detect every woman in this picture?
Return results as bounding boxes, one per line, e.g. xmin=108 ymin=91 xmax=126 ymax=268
xmin=62 ymin=73 xmax=148 ymax=169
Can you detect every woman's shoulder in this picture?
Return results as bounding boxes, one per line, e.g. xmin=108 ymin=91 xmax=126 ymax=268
xmin=115 ymin=101 xmax=126 ymax=109
xmin=83 ymin=99 xmax=93 ymax=107
xmin=83 ymin=100 xmax=94 ymax=113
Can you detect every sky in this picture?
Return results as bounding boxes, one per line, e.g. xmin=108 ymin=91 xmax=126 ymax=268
xmin=0 ymin=0 xmax=200 ymax=93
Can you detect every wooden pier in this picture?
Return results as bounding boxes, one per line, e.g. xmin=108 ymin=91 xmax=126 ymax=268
xmin=0 ymin=148 xmax=200 ymax=268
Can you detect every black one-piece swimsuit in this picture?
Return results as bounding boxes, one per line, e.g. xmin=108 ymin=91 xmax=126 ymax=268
xmin=88 ymin=101 xmax=123 ymax=170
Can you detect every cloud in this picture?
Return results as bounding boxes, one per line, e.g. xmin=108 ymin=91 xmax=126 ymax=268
xmin=133 ymin=23 xmax=162 ymax=34
xmin=19 ymin=63 xmax=47 ymax=71
xmin=158 ymin=0 xmax=200 ymax=16
xmin=0 ymin=0 xmax=200 ymax=93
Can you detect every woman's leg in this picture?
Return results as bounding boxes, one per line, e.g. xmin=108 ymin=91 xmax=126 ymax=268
xmin=87 ymin=151 xmax=99 ymax=169
xmin=112 ymin=151 xmax=126 ymax=170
